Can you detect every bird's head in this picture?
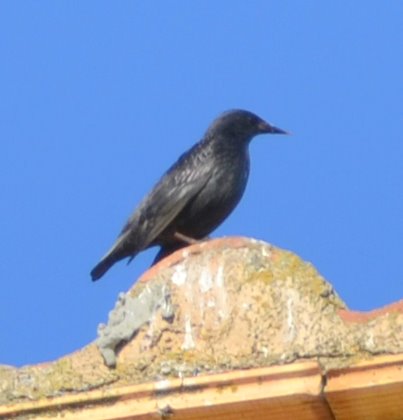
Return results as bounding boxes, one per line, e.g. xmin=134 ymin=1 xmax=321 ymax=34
xmin=206 ymin=109 xmax=288 ymax=145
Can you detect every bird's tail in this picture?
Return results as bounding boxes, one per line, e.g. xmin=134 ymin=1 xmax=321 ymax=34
xmin=91 ymin=255 xmax=119 ymax=281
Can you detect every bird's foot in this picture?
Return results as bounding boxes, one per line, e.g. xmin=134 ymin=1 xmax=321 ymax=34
xmin=173 ymin=231 xmax=200 ymax=244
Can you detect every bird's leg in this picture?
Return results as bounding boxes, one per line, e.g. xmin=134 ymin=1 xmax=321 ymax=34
xmin=173 ymin=231 xmax=200 ymax=245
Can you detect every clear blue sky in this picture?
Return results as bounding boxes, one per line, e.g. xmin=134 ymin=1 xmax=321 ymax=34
xmin=1 ymin=2 xmax=402 ymax=366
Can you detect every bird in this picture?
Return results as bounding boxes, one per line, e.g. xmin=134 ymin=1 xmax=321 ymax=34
xmin=91 ymin=109 xmax=287 ymax=281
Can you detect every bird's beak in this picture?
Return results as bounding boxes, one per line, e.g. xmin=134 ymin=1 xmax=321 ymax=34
xmin=259 ymin=121 xmax=289 ymax=135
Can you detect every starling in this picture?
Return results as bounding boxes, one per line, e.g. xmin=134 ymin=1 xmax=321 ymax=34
xmin=91 ymin=109 xmax=287 ymax=281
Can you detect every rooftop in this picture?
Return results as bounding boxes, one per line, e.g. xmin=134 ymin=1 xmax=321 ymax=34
xmin=1 ymin=237 xmax=402 ymax=419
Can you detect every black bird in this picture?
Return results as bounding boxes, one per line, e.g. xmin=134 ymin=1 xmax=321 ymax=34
xmin=91 ymin=109 xmax=287 ymax=281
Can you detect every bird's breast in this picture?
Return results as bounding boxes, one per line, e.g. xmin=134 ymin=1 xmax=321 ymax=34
xmin=176 ymin=150 xmax=250 ymax=238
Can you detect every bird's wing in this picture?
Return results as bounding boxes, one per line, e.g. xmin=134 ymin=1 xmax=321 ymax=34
xmin=90 ymin=146 xmax=212 ymax=280
xmin=115 ymin=144 xmax=213 ymax=254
